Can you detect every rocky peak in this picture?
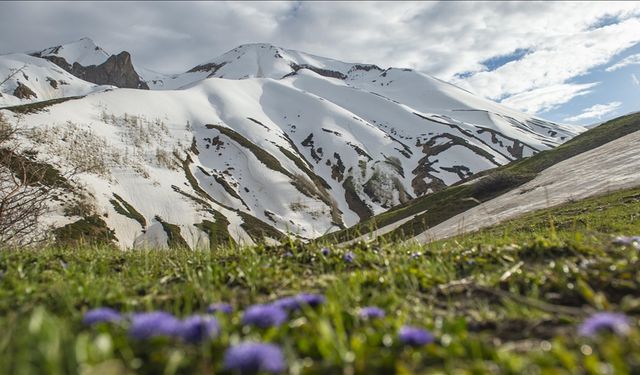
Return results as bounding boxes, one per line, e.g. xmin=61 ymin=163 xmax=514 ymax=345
xmin=68 ymin=51 xmax=149 ymax=89
xmin=32 ymin=40 xmax=148 ymax=90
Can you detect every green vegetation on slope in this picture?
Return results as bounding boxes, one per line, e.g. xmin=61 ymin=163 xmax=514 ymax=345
xmin=0 ymin=96 xmax=85 ymax=114
xmin=109 ymin=193 xmax=147 ymax=228
xmin=205 ymin=124 xmax=292 ymax=178
xmin=322 ymin=112 xmax=640 ymax=243
xmin=1 ymin=187 xmax=639 ymax=374
xmin=237 ymin=211 xmax=287 ymax=243
xmin=155 ymin=216 xmax=190 ymax=249
xmin=0 ymin=148 xmax=69 ymax=189
xmin=195 ymin=214 xmax=236 ymax=250
xmin=52 ymin=214 xmax=117 ymax=247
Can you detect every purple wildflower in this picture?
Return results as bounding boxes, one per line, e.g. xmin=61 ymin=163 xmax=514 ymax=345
xmin=272 ymin=293 xmax=325 ymax=311
xmin=223 ymin=342 xmax=286 ymax=374
xmin=359 ymin=306 xmax=386 ymax=319
xmin=398 ymin=325 xmax=435 ymax=346
xmin=129 ymin=311 xmax=181 ymax=340
xmin=411 ymin=252 xmax=421 ymax=259
xmin=296 ymin=293 xmax=325 ymax=307
xmin=241 ymin=304 xmax=287 ymax=328
xmin=321 ymin=247 xmax=331 ymax=256
xmin=179 ymin=315 xmax=219 ymax=343
xmin=343 ymin=251 xmax=355 ymax=263
xmin=271 ymin=296 xmax=298 ymax=310
xmin=207 ymin=303 xmax=233 ymax=314
xmin=578 ymin=312 xmax=631 ymax=337
xmin=285 ymin=251 xmax=294 ymax=258
xmin=82 ymin=307 xmax=122 ymax=326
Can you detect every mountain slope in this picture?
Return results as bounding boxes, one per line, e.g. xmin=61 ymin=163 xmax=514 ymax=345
xmin=413 ymin=128 xmax=640 ymax=243
xmin=31 ymin=37 xmax=110 ymax=67
xmin=0 ymin=53 xmax=109 ymax=107
xmin=325 ymin=112 xmax=640 ymax=244
xmin=0 ymin=42 xmax=584 ymax=249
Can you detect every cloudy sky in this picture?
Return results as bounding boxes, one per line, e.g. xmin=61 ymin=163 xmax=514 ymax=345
xmin=1 ymin=1 xmax=639 ymax=126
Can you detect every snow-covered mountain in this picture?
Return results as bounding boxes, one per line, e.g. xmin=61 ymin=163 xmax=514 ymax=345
xmin=0 ymin=39 xmax=585 ymax=249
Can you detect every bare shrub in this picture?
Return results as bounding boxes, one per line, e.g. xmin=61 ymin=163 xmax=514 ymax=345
xmin=0 ymin=114 xmax=68 ymax=247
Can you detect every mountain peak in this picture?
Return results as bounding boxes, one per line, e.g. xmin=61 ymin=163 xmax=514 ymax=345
xmin=184 ymin=43 xmax=384 ymax=81
xmin=33 ymin=37 xmax=110 ymax=67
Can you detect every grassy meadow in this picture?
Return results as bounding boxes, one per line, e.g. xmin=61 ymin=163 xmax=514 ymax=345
xmin=1 ymin=187 xmax=640 ymax=374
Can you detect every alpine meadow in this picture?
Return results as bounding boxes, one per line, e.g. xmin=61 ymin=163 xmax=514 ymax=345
xmin=1 ymin=2 xmax=639 ymax=374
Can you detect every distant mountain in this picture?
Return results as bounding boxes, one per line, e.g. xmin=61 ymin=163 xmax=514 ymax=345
xmin=30 ymin=37 xmax=148 ymax=89
xmin=323 ymin=112 xmax=640 ymax=245
xmin=0 ymin=40 xmax=585 ymax=249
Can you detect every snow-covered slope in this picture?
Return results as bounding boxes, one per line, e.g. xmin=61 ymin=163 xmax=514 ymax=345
xmin=0 ymin=42 xmax=585 ymax=249
xmin=0 ymin=53 xmax=110 ymax=107
xmin=33 ymin=37 xmax=110 ymax=67
xmin=412 ymin=129 xmax=640 ymax=243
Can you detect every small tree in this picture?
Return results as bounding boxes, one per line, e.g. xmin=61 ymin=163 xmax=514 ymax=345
xmin=0 ymin=114 xmax=66 ymax=247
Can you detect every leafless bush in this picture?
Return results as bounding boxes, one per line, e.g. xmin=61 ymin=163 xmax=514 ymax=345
xmin=0 ymin=113 xmax=68 ymax=247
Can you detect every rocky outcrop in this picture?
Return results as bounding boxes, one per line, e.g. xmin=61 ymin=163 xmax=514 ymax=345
xmin=187 ymin=62 xmax=226 ymax=77
xmin=71 ymin=52 xmax=149 ymax=89
xmin=288 ymin=63 xmax=347 ymax=80
xmin=13 ymin=82 xmax=37 ymax=99
xmin=35 ymin=51 xmax=148 ymax=90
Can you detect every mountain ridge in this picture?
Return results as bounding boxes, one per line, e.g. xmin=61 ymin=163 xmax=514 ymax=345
xmin=0 ymin=38 xmax=585 ymax=248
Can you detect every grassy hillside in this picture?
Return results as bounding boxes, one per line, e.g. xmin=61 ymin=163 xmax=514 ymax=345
xmin=320 ymin=112 xmax=640 ymax=243
xmin=1 ymin=186 xmax=639 ymax=374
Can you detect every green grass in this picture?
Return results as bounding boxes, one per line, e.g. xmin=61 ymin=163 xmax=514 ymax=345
xmin=1 ymin=186 xmax=639 ymax=374
xmin=0 ymin=96 xmax=85 ymax=114
xmin=321 ymin=112 xmax=640 ymax=243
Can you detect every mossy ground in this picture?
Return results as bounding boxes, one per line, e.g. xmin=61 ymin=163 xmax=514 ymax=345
xmin=1 ymin=187 xmax=639 ymax=374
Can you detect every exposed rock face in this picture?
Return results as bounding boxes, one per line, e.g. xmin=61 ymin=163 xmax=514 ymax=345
xmin=187 ymin=62 xmax=226 ymax=77
xmin=13 ymin=82 xmax=37 ymax=99
xmin=71 ymin=52 xmax=149 ymax=89
xmin=35 ymin=51 xmax=148 ymax=90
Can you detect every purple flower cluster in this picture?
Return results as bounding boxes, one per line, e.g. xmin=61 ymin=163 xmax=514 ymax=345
xmin=359 ymin=306 xmax=386 ymax=320
xmin=180 ymin=315 xmax=220 ymax=343
xmin=272 ymin=293 xmax=325 ymax=311
xmin=242 ymin=293 xmax=326 ymax=328
xmin=578 ymin=312 xmax=631 ymax=337
xmin=343 ymin=251 xmax=355 ymax=263
xmin=223 ymin=342 xmax=286 ymax=374
xmin=398 ymin=325 xmax=435 ymax=347
xmin=82 ymin=307 xmax=122 ymax=326
xmin=129 ymin=311 xmax=183 ymax=340
xmin=207 ymin=303 xmax=233 ymax=314
xmin=242 ymin=304 xmax=288 ymax=328
xmin=320 ymin=247 xmax=331 ymax=256
xmin=82 ymin=308 xmax=219 ymax=343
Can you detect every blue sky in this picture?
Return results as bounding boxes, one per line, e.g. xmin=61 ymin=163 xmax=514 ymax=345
xmin=0 ymin=1 xmax=638 ymax=127
xmin=541 ymin=42 xmax=640 ymax=125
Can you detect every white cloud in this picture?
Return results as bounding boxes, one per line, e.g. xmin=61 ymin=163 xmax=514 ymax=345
xmin=606 ymin=53 xmax=640 ymax=71
xmin=0 ymin=2 xmax=639 ymax=116
xmin=564 ymin=101 xmax=622 ymax=122
xmin=456 ymin=17 xmax=640 ymax=101
xmin=632 ymin=73 xmax=640 ymax=86
xmin=501 ymin=82 xmax=599 ymax=114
